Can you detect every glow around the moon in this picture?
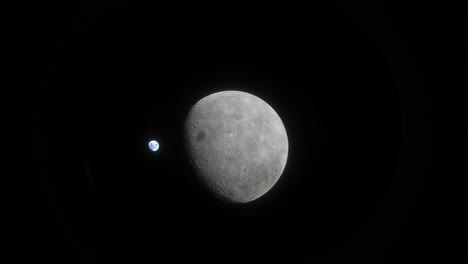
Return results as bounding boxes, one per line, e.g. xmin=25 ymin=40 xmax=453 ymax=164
xmin=148 ymin=140 xmax=159 ymax=152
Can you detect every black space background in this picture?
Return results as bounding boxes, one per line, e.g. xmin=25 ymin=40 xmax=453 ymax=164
xmin=8 ymin=1 xmax=467 ymax=263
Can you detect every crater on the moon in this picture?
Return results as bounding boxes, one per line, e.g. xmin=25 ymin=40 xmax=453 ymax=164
xmin=196 ymin=130 xmax=206 ymax=142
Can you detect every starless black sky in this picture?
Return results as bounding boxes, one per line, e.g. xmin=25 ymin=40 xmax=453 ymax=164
xmin=10 ymin=1 xmax=466 ymax=263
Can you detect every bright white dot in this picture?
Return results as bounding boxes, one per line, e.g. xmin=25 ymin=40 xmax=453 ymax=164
xmin=148 ymin=140 xmax=159 ymax=152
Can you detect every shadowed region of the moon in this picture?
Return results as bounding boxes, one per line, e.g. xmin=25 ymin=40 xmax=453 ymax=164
xmin=184 ymin=90 xmax=288 ymax=203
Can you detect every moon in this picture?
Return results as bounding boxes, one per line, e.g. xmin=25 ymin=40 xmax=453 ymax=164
xmin=184 ymin=90 xmax=288 ymax=203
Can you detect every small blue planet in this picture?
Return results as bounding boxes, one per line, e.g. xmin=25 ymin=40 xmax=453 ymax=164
xmin=148 ymin=140 xmax=159 ymax=152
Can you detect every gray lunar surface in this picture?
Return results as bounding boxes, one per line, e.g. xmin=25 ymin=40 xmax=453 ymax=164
xmin=184 ymin=90 xmax=288 ymax=203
